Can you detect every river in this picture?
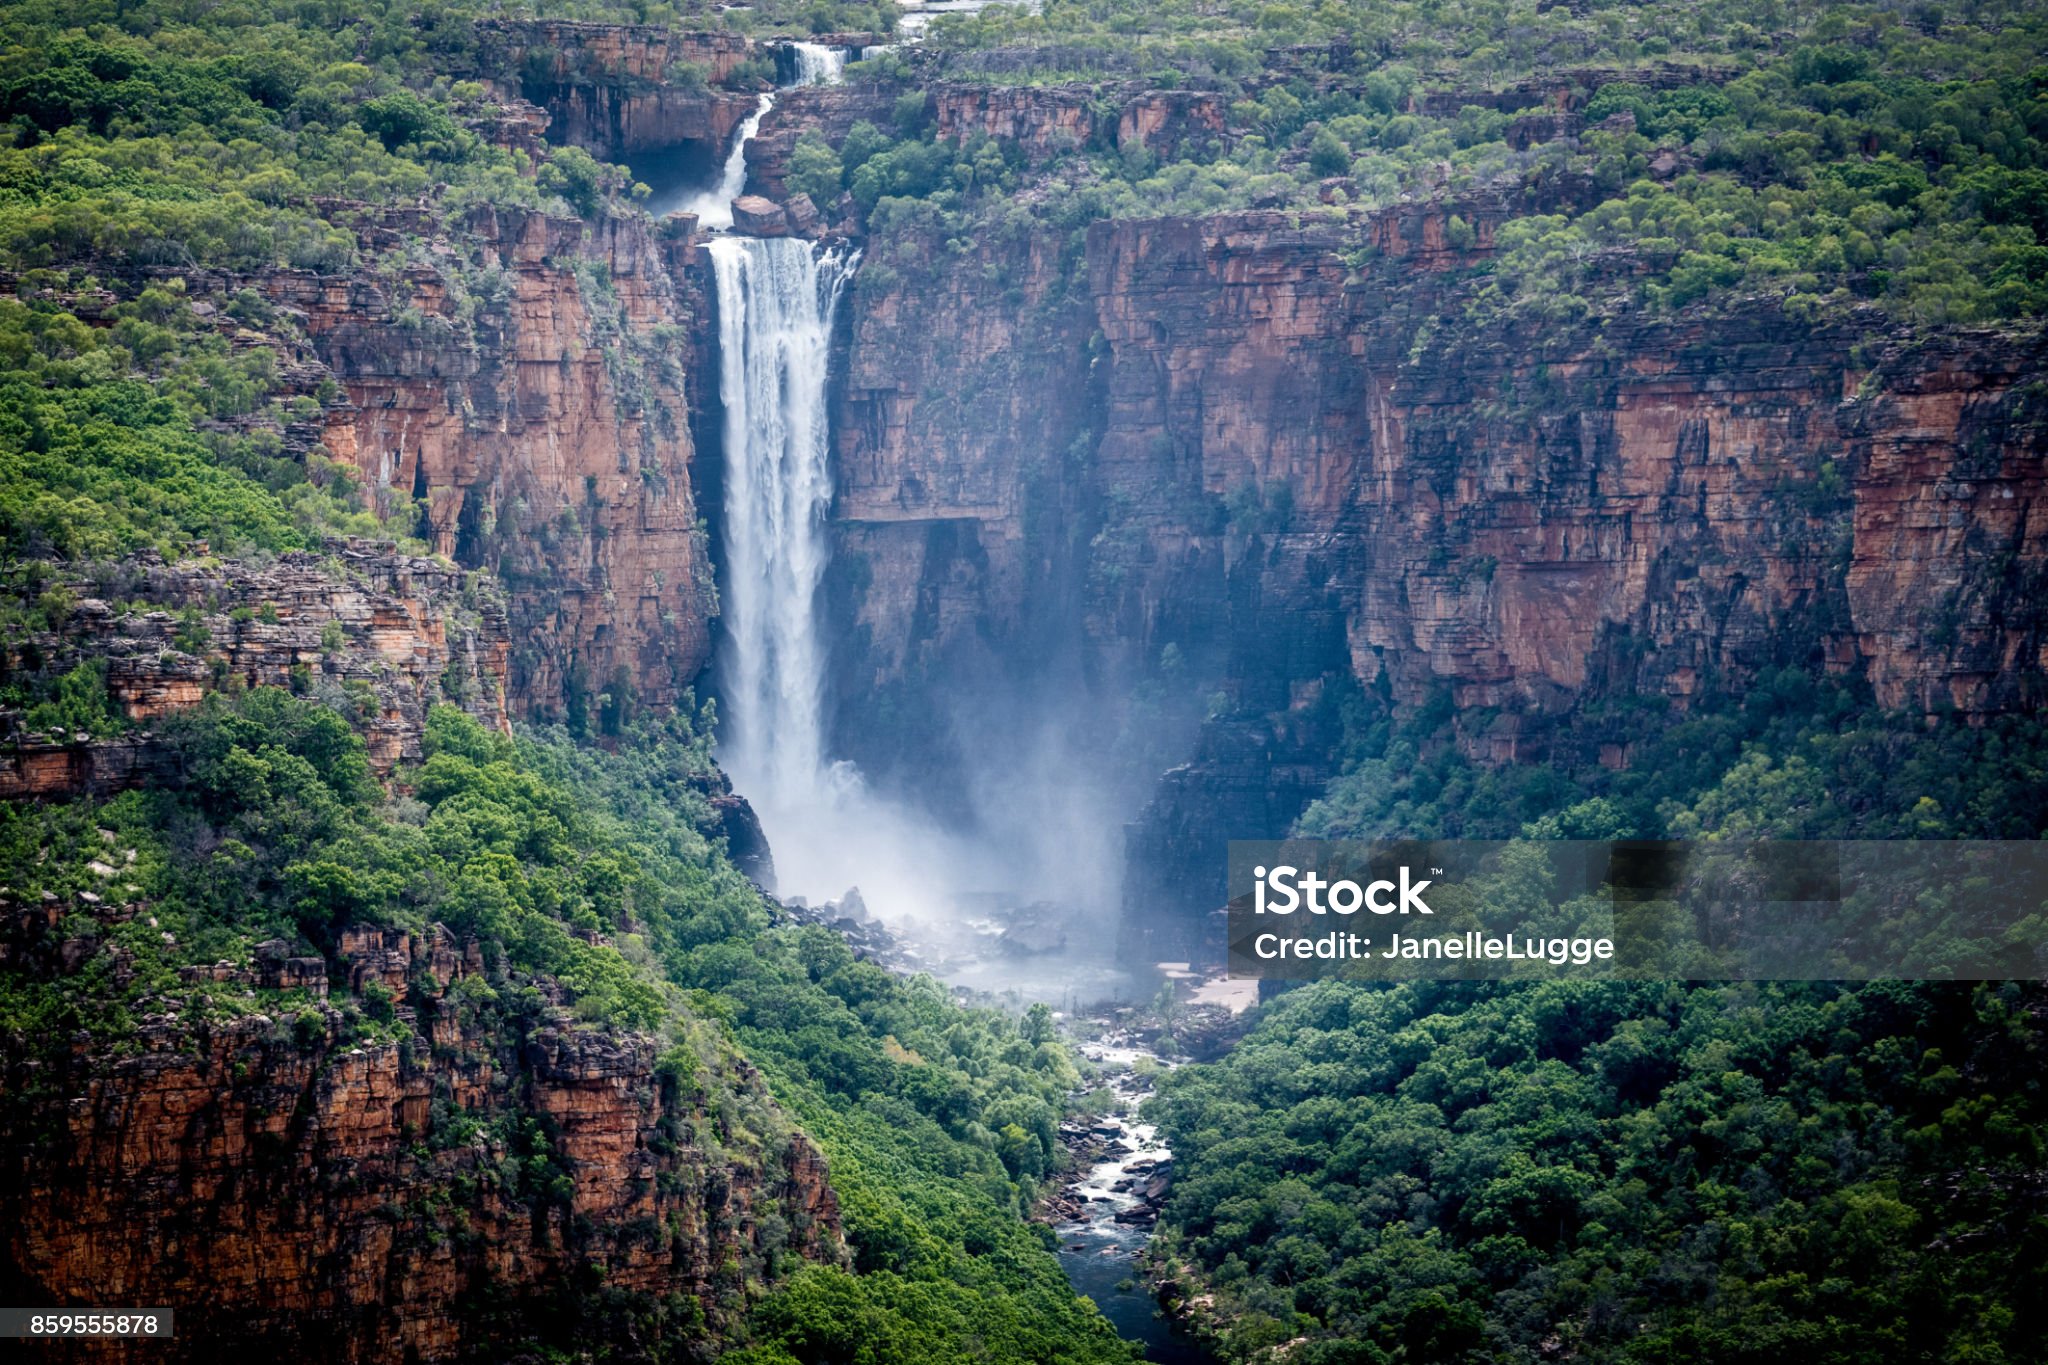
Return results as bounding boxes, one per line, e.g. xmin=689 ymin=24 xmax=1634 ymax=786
xmin=1052 ymin=1033 xmax=1207 ymax=1364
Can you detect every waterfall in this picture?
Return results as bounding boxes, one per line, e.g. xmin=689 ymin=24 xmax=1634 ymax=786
xmin=789 ymin=42 xmax=846 ymax=85
xmin=709 ymin=236 xmax=860 ymax=808
xmin=679 ymin=92 xmax=773 ymax=230
xmin=704 ymin=210 xmax=1122 ymax=949
xmin=670 ymin=46 xmax=845 ymax=229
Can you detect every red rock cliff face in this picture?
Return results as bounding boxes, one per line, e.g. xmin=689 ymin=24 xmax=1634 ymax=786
xmin=832 ymin=205 xmax=2047 ymax=754
xmin=829 ymin=222 xmax=1099 ymax=720
xmin=1 ymin=916 xmax=842 ymax=1363
xmin=1083 ymin=210 xmax=2047 ymax=735
xmin=932 ymin=86 xmax=1099 ymax=161
xmin=1116 ymin=92 xmax=1228 ymax=160
xmin=475 ymin=19 xmax=759 ymax=157
xmin=480 ymin=20 xmax=753 ymax=87
xmin=272 ymin=205 xmax=714 ymax=721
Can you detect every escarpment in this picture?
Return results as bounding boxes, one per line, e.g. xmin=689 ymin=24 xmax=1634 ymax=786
xmin=4 ymin=5 xmax=2047 ymax=1351
xmin=473 ymin=19 xmax=760 ymax=157
xmin=820 ymin=197 xmax=2048 ymax=941
xmin=0 ymin=914 xmax=841 ymax=1363
xmin=830 ymin=203 xmax=2047 ymax=734
xmin=1081 ymin=210 xmax=2048 ymax=729
xmin=0 ymin=540 xmax=509 ymax=800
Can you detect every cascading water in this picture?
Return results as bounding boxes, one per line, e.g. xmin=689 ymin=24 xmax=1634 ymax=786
xmin=671 ymin=45 xmax=843 ymax=227
xmin=789 ymin=42 xmax=847 ymax=86
xmin=702 ymin=97 xmax=1199 ymax=1365
xmin=677 ymin=92 xmax=772 ymax=229
xmin=700 ymin=15 xmax=1133 ymax=981
xmin=708 ymin=236 xmax=860 ymax=815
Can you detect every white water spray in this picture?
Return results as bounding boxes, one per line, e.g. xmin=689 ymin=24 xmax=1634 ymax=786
xmin=703 ymin=102 xmax=1129 ymax=976
xmin=707 ymin=238 xmax=999 ymax=924
xmin=707 ymin=238 xmax=1132 ymax=983
xmin=678 ymin=92 xmax=773 ymax=230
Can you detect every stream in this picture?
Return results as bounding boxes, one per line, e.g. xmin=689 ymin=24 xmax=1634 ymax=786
xmin=775 ymin=895 xmax=1221 ymax=1359
xmin=1052 ymin=1034 xmax=1206 ymax=1363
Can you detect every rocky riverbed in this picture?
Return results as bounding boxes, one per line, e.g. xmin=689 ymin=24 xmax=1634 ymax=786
xmin=1046 ymin=1031 xmax=1206 ymax=1364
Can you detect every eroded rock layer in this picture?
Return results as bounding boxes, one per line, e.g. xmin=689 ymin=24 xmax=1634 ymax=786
xmin=820 ymin=203 xmax=2048 ymax=945
xmin=0 ymin=541 xmax=508 ymax=799
xmin=0 ymin=914 xmax=841 ymax=1363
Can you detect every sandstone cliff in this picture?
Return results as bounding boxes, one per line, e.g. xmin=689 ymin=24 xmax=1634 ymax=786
xmin=475 ymin=19 xmax=759 ymax=158
xmin=0 ymin=909 xmax=841 ymax=1363
xmin=271 ymin=203 xmax=715 ymax=722
xmin=832 ymin=201 xmax=2047 ymax=728
xmin=820 ymin=200 xmax=2048 ymax=949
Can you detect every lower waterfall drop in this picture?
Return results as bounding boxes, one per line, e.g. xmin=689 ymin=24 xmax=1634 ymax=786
xmin=708 ymin=235 xmax=861 ymax=834
xmin=706 ymin=230 xmax=1132 ymax=996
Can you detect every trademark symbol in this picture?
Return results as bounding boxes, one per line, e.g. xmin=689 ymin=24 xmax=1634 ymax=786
xmin=1431 ymin=867 xmax=1444 ymax=876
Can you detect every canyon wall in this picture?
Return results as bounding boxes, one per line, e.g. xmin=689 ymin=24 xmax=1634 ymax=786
xmin=475 ymin=19 xmax=758 ymax=156
xmin=1075 ymin=209 xmax=2048 ymax=732
xmin=824 ymin=221 xmax=1101 ymax=785
xmin=272 ymin=203 xmax=716 ymax=722
xmin=0 ymin=911 xmax=840 ymax=1362
xmin=823 ymin=199 xmax=2048 ymax=948
xmin=0 ymin=540 xmax=509 ymax=800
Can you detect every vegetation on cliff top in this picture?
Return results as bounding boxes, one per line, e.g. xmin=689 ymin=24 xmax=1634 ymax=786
xmin=0 ymin=283 xmax=385 ymax=562
xmin=3 ymin=0 xmax=2044 ymax=353
xmin=870 ymin=0 xmax=2048 ymax=324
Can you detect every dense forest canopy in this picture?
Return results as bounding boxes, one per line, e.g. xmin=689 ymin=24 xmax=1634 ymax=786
xmin=0 ymin=0 xmax=2044 ymax=574
xmin=1139 ymin=674 xmax=2048 ymax=1362
xmin=1147 ymin=975 xmax=2044 ymax=1364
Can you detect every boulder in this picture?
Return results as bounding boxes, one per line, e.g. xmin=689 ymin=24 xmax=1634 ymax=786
xmin=784 ymin=192 xmax=822 ymax=236
xmin=731 ymin=195 xmax=789 ymax=236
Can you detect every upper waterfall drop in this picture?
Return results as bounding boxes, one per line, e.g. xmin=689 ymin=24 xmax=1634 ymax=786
xmin=679 ymin=92 xmax=773 ymax=230
xmin=789 ymin=42 xmax=847 ymax=86
xmin=672 ymin=44 xmax=845 ymax=229
xmin=707 ymin=235 xmax=861 ymax=810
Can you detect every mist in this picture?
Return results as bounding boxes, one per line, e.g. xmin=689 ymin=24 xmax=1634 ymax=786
xmin=706 ymin=225 xmax=1167 ymax=1003
xmin=728 ymin=684 xmax=1151 ymax=1005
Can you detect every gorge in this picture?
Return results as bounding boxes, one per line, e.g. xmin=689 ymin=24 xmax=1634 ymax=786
xmin=3 ymin=0 xmax=2047 ymax=1361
